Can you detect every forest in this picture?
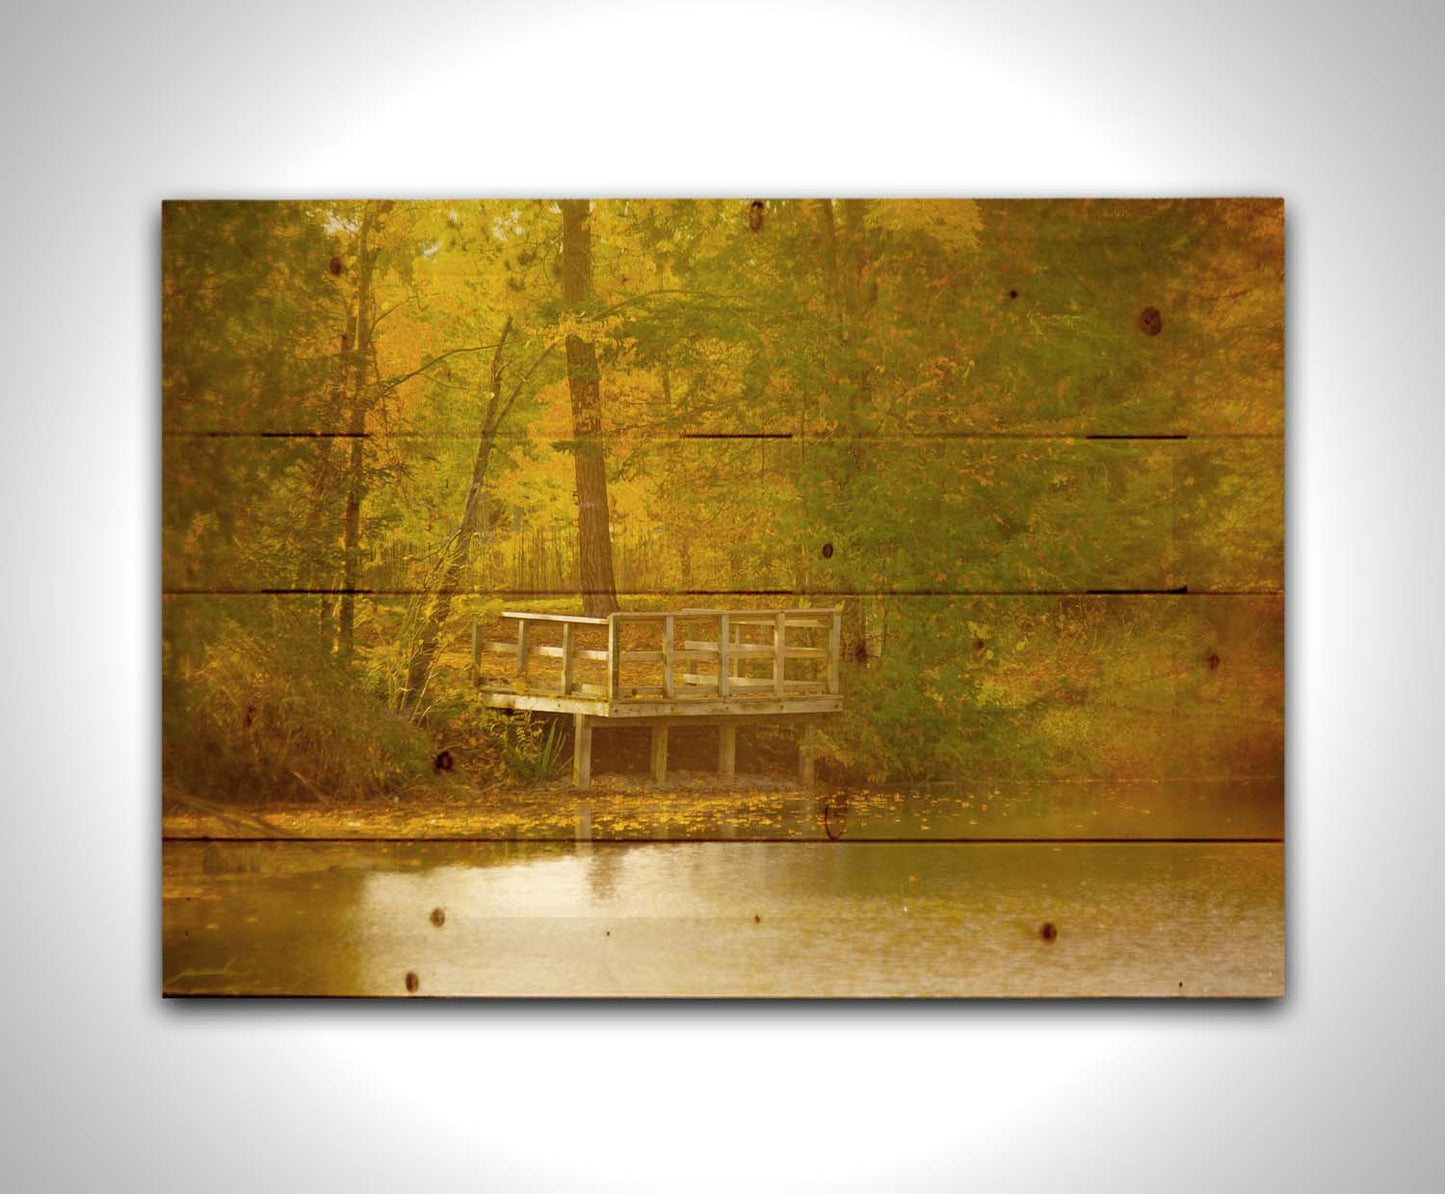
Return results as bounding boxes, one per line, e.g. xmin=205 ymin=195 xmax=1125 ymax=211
xmin=161 ymin=198 xmax=1283 ymax=817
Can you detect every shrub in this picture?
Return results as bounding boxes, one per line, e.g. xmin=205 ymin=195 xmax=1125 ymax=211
xmin=497 ymin=713 xmax=568 ymax=785
xmin=163 ymin=603 xmax=435 ymax=804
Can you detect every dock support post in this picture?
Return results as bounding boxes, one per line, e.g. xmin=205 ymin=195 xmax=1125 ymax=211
xmin=798 ymin=724 xmax=816 ymax=787
xmin=573 ymin=713 xmax=592 ymax=788
xmin=650 ymin=725 xmax=669 ymax=784
xmin=718 ymin=724 xmax=736 ymax=781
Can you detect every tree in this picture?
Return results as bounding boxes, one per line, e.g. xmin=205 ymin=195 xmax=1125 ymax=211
xmin=397 ymin=316 xmax=553 ymax=708
xmin=337 ymin=201 xmax=384 ymax=659
xmin=162 ymin=198 xmax=1283 ymax=790
xmin=162 ymin=199 xmax=343 ymax=608
xmin=560 ymin=200 xmax=619 ymax=616
xmin=812 ymin=199 xmax=876 ymax=672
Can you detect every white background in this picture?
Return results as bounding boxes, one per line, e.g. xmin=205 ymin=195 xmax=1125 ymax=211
xmin=2 ymin=1 xmax=1442 ymax=1189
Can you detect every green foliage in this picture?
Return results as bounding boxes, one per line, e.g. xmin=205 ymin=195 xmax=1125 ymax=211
xmin=498 ymin=714 xmax=569 ymax=786
xmin=163 ymin=198 xmax=1283 ymax=793
xmin=820 ymin=595 xmax=1282 ymax=783
xmin=163 ymin=599 xmax=434 ymax=804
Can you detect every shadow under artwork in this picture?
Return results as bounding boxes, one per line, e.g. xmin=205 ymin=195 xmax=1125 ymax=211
xmin=162 ymin=198 xmax=1284 ymax=997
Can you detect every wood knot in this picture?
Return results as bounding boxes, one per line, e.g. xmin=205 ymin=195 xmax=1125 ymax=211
xmin=1207 ymin=651 xmax=1220 ymax=670
xmin=433 ymin=749 xmax=454 ymax=773
xmin=328 ymin=255 xmax=344 ymax=276
xmin=404 ymin=971 xmax=420 ymax=993
xmin=821 ymin=542 xmax=834 ymax=559
xmin=748 ymin=200 xmax=765 ymax=231
xmin=1007 ymin=289 xmax=1019 ymax=300
xmin=1138 ymin=307 xmax=1163 ymax=336
xmin=429 ymin=907 xmax=446 ymax=927
xmin=1039 ymin=922 xmax=1058 ymax=942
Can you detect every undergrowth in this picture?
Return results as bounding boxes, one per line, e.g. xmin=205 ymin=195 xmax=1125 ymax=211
xmin=163 ymin=606 xmax=435 ymax=805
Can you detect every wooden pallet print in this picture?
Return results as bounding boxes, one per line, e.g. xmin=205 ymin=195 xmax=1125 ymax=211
xmin=161 ymin=198 xmax=1284 ymax=997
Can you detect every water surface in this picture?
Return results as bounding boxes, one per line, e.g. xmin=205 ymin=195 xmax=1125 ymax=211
xmin=164 ymin=840 xmax=1282 ymax=997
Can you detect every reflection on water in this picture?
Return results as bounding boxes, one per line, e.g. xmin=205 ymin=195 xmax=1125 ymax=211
xmin=803 ymin=778 xmax=1282 ymax=841
xmin=164 ymin=840 xmax=1282 ymax=997
xmin=162 ymin=779 xmax=1283 ymax=844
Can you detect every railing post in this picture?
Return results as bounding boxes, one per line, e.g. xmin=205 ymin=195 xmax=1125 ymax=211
xmin=828 ymin=607 xmax=842 ymax=694
xmin=471 ymin=617 xmax=480 ymax=687
xmin=606 ymin=614 xmax=620 ymax=702
xmin=774 ymin=611 xmax=787 ymax=696
xmin=561 ymin=621 xmax=574 ymax=695
xmin=717 ymin=612 xmax=730 ymax=697
xmin=662 ymin=614 xmax=675 ymax=699
xmin=516 ymin=617 xmax=530 ymax=677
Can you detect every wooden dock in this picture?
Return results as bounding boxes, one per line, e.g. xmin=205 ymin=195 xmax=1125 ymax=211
xmin=474 ymin=607 xmax=844 ymax=786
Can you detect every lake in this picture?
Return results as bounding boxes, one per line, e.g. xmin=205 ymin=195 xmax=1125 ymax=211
xmin=163 ymin=838 xmax=1283 ymax=997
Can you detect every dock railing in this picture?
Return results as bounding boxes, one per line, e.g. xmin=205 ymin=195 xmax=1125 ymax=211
xmin=474 ymin=607 xmax=844 ymax=702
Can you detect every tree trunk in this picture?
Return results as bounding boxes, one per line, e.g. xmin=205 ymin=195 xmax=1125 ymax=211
xmin=814 ymin=199 xmax=876 ymax=676
xmin=561 ymin=200 xmax=619 ymax=618
xmin=337 ymin=203 xmax=379 ymax=659
xmin=298 ymin=315 xmax=353 ymax=637
xmin=398 ymin=322 xmax=552 ymax=710
xmin=399 ymin=431 xmax=499 ymax=708
xmin=399 ymin=324 xmax=508 ymax=708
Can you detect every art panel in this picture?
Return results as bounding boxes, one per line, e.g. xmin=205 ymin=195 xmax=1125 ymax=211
xmin=162 ymin=198 xmax=1284 ymax=996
